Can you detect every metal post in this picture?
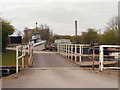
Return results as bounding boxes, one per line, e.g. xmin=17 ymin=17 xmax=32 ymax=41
xmin=93 ymin=47 xmax=95 ymax=70
xmin=28 ymin=44 xmax=31 ymax=66
xmin=57 ymin=44 xmax=59 ymax=52
xmin=99 ymin=46 xmax=103 ymax=72
xmin=22 ymin=48 xmax=24 ymax=69
xmin=71 ymin=44 xmax=73 ymax=61
xmin=24 ymin=47 xmax=26 ymax=66
xmin=68 ymin=44 xmax=70 ymax=59
xmin=28 ymin=44 xmax=29 ymax=55
xmin=64 ymin=44 xmax=65 ymax=53
xmin=63 ymin=44 xmax=65 ymax=53
xmin=79 ymin=45 xmax=81 ymax=63
xmin=75 ymin=44 xmax=77 ymax=62
xmin=16 ymin=46 xmax=18 ymax=74
xmin=66 ymin=44 xmax=67 ymax=58
xmin=32 ymin=44 xmax=34 ymax=57
xmin=82 ymin=46 xmax=83 ymax=54
xmin=60 ymin=44 xmax=61 ymax=53
xmin=62 ymin=44 xmax=64 ymax=53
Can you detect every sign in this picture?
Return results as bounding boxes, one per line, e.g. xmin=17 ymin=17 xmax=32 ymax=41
xmin=55 ymin=39 xmax=70 ymax=44
xmin=10 ymin=36 xmax=22 ymax=44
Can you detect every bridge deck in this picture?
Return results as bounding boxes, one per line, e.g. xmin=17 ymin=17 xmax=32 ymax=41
xmin=2 ymin=52 xmax=118 ymax=88
xmin=33 ymin=53 xmax=77 ymax=68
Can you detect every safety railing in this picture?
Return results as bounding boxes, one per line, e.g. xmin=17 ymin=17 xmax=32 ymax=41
xmin=16 ymin=44 xmax=34 ymax=74
xmin=58 ymin=44 xmax=120 ymax=72
xmin=99 ymin=45 xmax=120 ymax=72
xmin=57 ymin=44 xmax=85 ymax=63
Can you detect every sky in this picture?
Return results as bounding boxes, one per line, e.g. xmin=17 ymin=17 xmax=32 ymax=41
xmin=0 ymin=0 xmax=119 ymax=36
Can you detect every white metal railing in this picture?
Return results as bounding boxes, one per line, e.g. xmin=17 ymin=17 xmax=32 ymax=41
xmin=99 ymin=45 xmax=120 ymax=72
xmin=57 ymin=44 xmax=84 ymax=63
xmin=58 ymin=44 xmax=120 ymax=72
xmin=16 ymin=44 xmax=34 ymax=74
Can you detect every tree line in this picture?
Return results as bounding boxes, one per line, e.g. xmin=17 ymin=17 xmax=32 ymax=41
xmin=48 ymin=16 xmax=120 ymax=45
xmin=1 ymin=16 xmax=120 ymax=52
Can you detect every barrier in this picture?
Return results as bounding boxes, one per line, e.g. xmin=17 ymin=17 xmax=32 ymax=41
xmin=99 ymin=45 xmax=120 ymax=72
xmin=57 ymin=44 xmax=84 ymax=63
xmin=16 ymin=44 xmax=33 ymax=74
xmin=58 ymin=44 xmax=120 ymax=72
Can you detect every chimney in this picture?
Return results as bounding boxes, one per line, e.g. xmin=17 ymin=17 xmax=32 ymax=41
xmin=75 ymin=20 xmax=77 ymax=42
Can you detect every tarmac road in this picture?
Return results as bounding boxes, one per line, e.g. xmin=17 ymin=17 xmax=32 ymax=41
xmin=2 ymin=52 xmax=118 ymax=88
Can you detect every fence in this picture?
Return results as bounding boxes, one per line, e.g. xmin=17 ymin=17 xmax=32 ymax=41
xmin=58 ymin=44 xmax=120 ymax=72
xmin=99 ymin=45 xmax=120 ymax=72
xmin=16 ymin=44 xmax=34 ymax=74
xmin=57 ymin=44 xmax=85 ymax=63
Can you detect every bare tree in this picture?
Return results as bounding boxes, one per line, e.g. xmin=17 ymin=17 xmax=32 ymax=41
xmin=106 ymin=16 xmax=118 ymax=32
xmin=17 ymin=30 xmax=22 ymax=36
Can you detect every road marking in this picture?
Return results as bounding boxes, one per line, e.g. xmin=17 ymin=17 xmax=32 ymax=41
xmin=25 ymin=67 xmax=82 ymax=70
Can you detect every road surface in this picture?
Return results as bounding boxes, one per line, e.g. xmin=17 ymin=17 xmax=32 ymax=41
xmin=2 ymin=52 xmax=118 ymax=88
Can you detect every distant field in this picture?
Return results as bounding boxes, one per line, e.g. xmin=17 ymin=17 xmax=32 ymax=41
xmin=2 ymin=50 xmax=27 ymax=66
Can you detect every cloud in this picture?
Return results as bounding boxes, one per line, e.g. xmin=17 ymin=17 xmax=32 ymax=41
xmin=0 ymin=2 xmax=118 ymax=35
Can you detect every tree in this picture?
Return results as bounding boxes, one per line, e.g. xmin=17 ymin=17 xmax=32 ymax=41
xmin=17 ymin=30 xmax=22 ymax=36
xmin=106 ymin=16 xmax=119 ymax=35
xmin=99 ymin=30 xmax=118 ymax=45
xmin=80 ymin=28 xmax=99 ymax=44
xmin=37 ymin=24 xmax=53 ymax=40
xmin=104 ymin=16 xmax=119 ymax=45
xmin=2 ymin=18 xmax=15 ymax=51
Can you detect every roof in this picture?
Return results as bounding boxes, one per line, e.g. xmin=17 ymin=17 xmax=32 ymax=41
xmin=8 ymin=35 xmax=22 ymax=37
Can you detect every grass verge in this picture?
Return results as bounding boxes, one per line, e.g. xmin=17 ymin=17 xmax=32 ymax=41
xmin=2 ymin=50 xmax=28 ymax=66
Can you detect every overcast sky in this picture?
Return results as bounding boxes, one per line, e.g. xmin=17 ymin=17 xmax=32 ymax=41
xmin=0 ymin=0 xmax=119 ymax=35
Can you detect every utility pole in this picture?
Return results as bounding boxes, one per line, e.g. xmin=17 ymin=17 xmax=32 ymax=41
xmin=75 ymin=20 xmax=77 ymax=42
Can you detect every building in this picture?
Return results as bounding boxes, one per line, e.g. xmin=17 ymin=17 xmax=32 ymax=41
xmin=55 ymin=39 xmax=71 ymax=44
xmin=8 ymin=35 xmax=22 ymax=44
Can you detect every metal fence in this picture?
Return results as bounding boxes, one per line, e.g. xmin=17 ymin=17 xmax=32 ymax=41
xmin=99 ymin=45 xmax=120 ymax=72
xmin=58 ymin=44 xmax=120 ymax=72
xmin=57 ymin=44 xmax=85 ymax=63
xmin=16 ymin=44 xmax=34 ymax=74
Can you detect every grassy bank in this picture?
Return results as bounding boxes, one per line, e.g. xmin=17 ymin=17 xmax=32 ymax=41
xmin=2 ymin=50 xmax=28 ymax=66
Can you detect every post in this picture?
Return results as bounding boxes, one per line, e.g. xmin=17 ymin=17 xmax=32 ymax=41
xmin=66 ymin=44 xmax=67 ymax=58
xmin=63 ymin=44 xmax=65 ymax=53
xmin=28 ymin=44 xmax=30 ymax=55
xmin=92 ymin=47 xmax=95 ymax=70
xmin=24 ymin=47 xmax=26 ymax=66
xmin=57 ymin=44 xmax=59 ymax=53
xmin=99 ymin=46 xmax=103 ymax=72
xmin=82 ymin=46 xmax=83 ymax=54
xmin=71 ymin=44 xmax=73 ymax=61
xmin=22 ymin=48 xmax=24 ymax=69
xmin=68 ymin=44 xmax=70 ymax=59
xmin=75 ymin=44 xmax=77 ymax=62
xmin=32 ymin=44 xmax=34 ymax=57
xmin=16 ymin=46 xmax=18 ymax=74
xmin=60 ymin=44 xmax=61 ymax=53
xmin=79 ymin=45 xmax=81 ymax=63
xmin=62 ymin=44 xmax=63 ymax=53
